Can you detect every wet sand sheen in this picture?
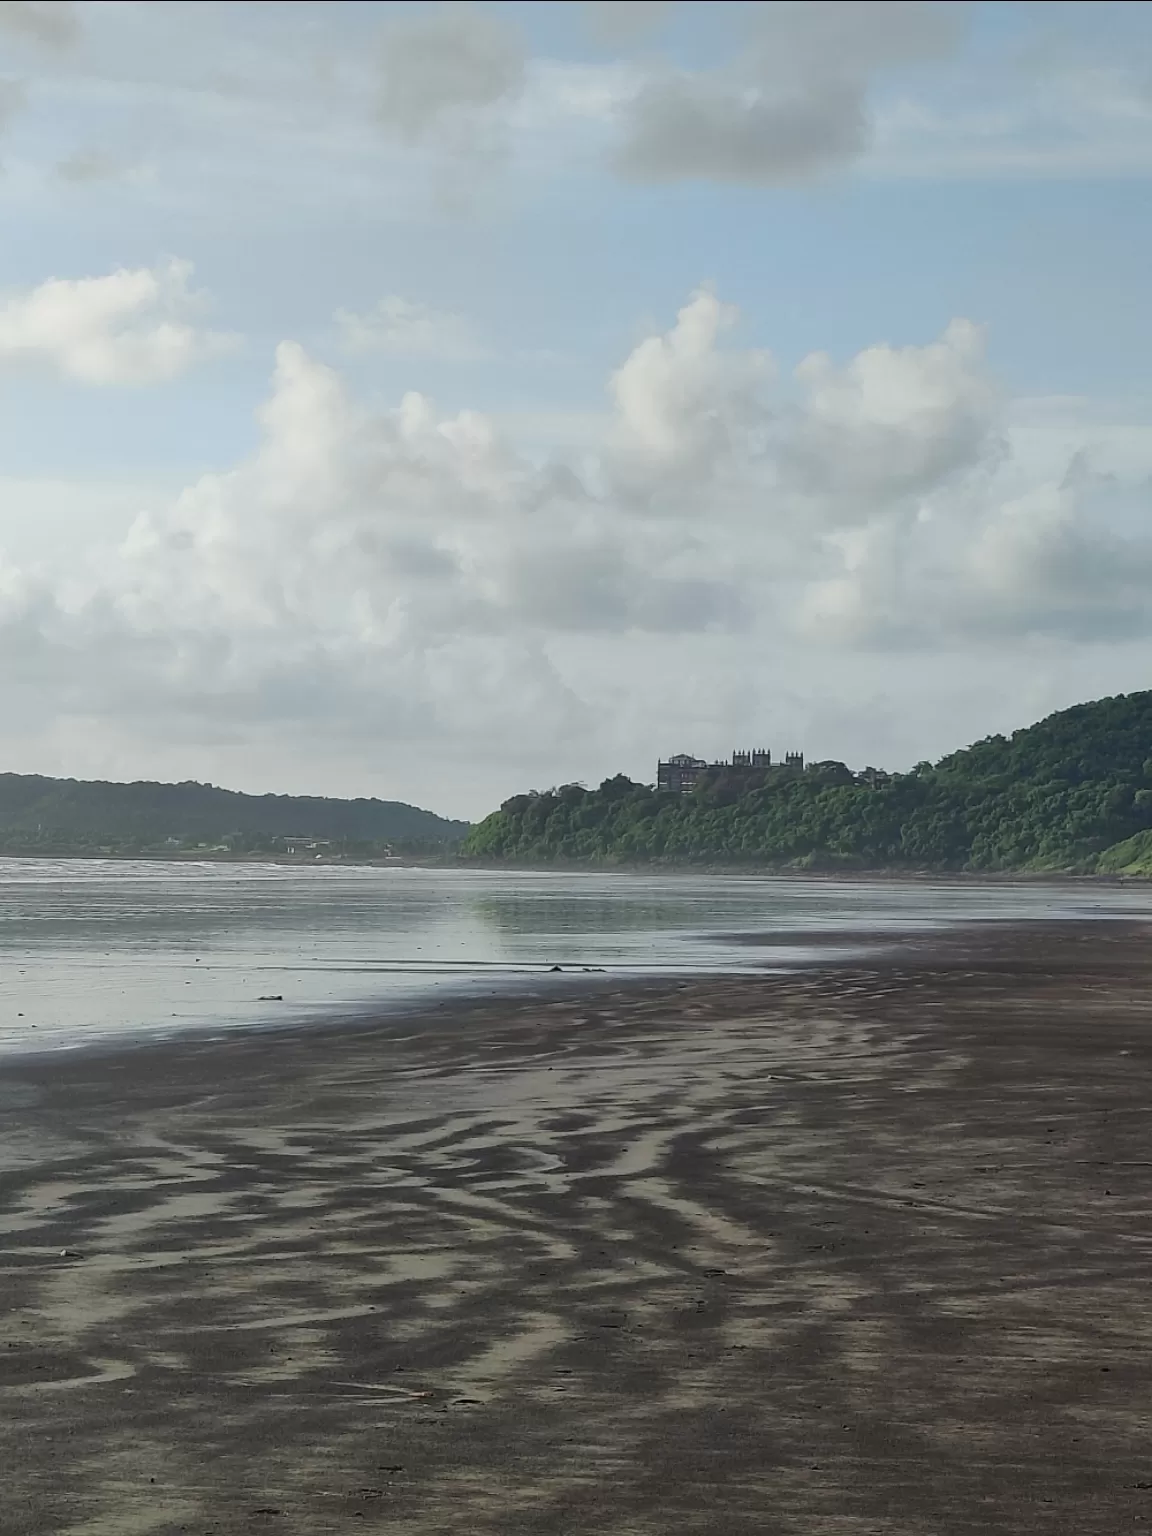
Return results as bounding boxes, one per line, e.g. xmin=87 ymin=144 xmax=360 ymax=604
xmin=3 ymin=919 xmax=1152 ymax=1533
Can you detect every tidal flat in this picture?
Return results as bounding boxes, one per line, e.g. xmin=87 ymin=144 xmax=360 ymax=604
xmin=3 ymin=920 xmax=1152 ymax=1534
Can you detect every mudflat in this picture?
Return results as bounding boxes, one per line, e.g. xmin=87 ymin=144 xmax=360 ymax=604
xmin=3 ymin=920 xmax=1152 ymax=1535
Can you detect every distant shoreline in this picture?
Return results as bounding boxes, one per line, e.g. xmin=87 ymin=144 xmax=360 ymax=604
xmin=0 ymin=849 xmax=435 ymax=867
xmin=453 ymin=857 xmax=1149 ymax=884
xmin=0 ymin=849 xmax=1146 ymax=881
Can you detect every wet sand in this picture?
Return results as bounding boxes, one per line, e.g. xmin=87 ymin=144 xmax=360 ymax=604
xmin=3 ymin=920 xmax=1152 ymax=1534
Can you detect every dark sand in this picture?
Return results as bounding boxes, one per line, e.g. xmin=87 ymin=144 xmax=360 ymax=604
xmin=3 ymin=920 xmax=1152 ymax=1535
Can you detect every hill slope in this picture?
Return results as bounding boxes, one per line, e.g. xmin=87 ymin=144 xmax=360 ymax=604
xmin=0 ymin=773 xmax=469 ymax=855
xmin=462 ymin=691 xmax=1152 ymax=873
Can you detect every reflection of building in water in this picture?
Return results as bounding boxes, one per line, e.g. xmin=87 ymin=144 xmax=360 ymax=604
xmin=657 ymin=748 xmax=802 ymax=794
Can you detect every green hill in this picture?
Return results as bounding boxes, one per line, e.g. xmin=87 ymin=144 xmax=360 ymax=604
xmin=462 ymin=690 xmax=1152 ymax=874
xmin=0 ymin=773 xmax=469 ymax=857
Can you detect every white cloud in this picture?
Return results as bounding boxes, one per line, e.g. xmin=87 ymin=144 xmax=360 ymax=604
xmin=335 ymin=295 xmax=488 ymax=361
xmin=376 ymin=2 xmax=525 ymax=143
xmin=606 ymin=287 xmax=772 ymax=501
xmin=0 ymin=1 xmax=75 ymax=48
xmin=1 ymin=286 xmax=1151 ymax=806
xmin=0 ymin=309 xmax=758 ymax=777
xmin=613 ymin=1 xmax=959 ymax=183
xmin=0 ymin=260 xmax=237 ymax=385
xmin=104 ymin=337 xmax=741 ymax=652
xmin=780 ymin=319 xmax=1002 ymax=521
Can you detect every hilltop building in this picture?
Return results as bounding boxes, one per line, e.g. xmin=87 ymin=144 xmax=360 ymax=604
xmin=732 ymin=749 xmax=772 ymax=770
xmin=656 ymin=754 xmax=709 ymax=793
xmin=657 ymin=748 xmax=803 ymax=794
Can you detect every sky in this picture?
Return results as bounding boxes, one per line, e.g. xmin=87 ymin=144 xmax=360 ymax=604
xmin=0 ymin=0 xmax=1151 ymax=820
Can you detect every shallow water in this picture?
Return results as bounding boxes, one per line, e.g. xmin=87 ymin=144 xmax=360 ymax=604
xmin=0 ymin=859 xmax=1148 ymax=1055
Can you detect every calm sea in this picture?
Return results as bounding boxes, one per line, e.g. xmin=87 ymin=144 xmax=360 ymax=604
xmin=0 ymin=859 xmax=1148 ymax=1055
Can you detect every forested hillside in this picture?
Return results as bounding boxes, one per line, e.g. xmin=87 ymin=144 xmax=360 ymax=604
xmin=0 ymin=774 xmax=469 ymax=856
xmin=462 ymin=691 xmax=1152 ymax=873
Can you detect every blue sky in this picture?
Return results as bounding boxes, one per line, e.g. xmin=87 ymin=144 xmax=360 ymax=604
xmin=0 ymin=0 xmax=1150 ymax=816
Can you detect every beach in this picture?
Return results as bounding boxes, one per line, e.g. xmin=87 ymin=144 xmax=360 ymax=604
xmin=3 ymin=918 xmax=1152 ymax=1534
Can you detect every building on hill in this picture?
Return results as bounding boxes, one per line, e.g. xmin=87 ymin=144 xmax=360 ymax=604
xmin=657 ymin=748 xmax=775 ymax=794
xmin=657 ymin=754 xmax=709 ymax=793
xmin=731 ymin=749 xmax=772 ymax=769
xmin=785 ymin=751 xmax=805 ymax=771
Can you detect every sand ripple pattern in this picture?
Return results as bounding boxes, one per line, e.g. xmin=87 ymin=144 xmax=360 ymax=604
xmin=3 ymin=924 xmax=1152 ymax=1533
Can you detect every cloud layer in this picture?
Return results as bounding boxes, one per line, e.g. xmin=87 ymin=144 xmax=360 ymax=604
xmin=0 ymin=278 xmax=1148 ymax=803
xmin=0 ymin=0 xmax=1147 ymax=211
xmin=368 ymin=0 xmax=961 ymax=186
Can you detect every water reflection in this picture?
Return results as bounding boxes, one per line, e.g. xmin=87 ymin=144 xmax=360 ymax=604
xmin=0 ymin=860 xmax=1149 ymax=1056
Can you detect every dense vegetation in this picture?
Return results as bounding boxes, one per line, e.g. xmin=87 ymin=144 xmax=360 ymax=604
xmin=0 ymin=773 xmax=469 ymax=858
xmin=462 ymin=691 xmax=1152 ymax=874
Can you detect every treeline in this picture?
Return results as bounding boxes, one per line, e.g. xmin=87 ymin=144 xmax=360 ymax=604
xmin=0 ymin=773 xmax=470 ymax=857
xmin=461 ymin=691 xmax=1152 ymax=874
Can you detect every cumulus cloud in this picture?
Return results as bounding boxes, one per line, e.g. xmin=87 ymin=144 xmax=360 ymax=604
xmin=377 ymin=2 xmax=525 ymax=143
xmin=107 ymin=338 xmax=741 ymax=651
xmin=1 ymin=285 xmax=1150 ymax=790
xmin=781 ymin=319 xmax=1002 ymax=521
xmin=335 ymin=295 xmax=488 ymax=361
xmin=0 ymin=260 xmax=237 ymax=385
xmin=0 ymin=1 xmax=75 ymax=47
xmin=606 ymin=287 xmax=772 ymax=501
xmin=0 ymin=309 xmax=762 ymax=761
xmin=614 ymin=1 xmax=959 ymax=183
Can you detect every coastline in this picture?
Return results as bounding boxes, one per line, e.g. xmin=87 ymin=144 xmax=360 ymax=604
xmin=0 ymin=847 xmax=1149 ymax=883
xmin=456 ymin=858 xmax=1152 ymax=883
xmin=4 ymin=918 xmax=1152 ymax=1532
